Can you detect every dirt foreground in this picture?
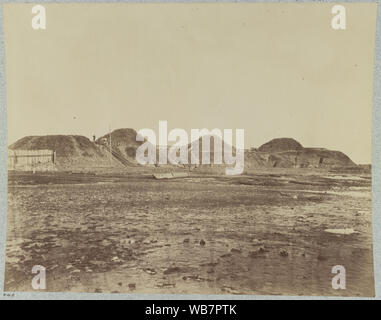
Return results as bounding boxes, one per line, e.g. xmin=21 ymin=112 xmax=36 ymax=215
xmin=4 ymin=170 xmax=374 ymax=296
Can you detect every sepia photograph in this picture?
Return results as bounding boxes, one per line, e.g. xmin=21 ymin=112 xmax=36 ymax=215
xmin=1 ymin=2 xmax=378 ymax=297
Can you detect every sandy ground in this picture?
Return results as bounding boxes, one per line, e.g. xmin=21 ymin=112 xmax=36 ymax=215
xmin=4 ymin=170 xmax=374 ymax=296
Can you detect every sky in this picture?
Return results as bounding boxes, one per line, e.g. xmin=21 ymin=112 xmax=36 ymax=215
xmin=2 ymin=3 xmax=378 ymax=164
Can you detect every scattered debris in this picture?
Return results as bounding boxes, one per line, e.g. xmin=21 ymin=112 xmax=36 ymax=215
xmin=111 ymin=256 xmax=122 ymax=263
xmin=121 ymin=238 xmax=136 ymax=246
xmin=200 ymin=239 xmax=206 ymax=246
xmin=183 ymin=275 xmax=208 ymax=282
xmin=156 ymin=282 xmax=176 ymax=288
xmin=143 ymin=268 xmax=157 ymax=275
xmin=279 ymin=249 xmax=289 ymax=257
xmin=163 ymin=267 xmax=182 ymax=275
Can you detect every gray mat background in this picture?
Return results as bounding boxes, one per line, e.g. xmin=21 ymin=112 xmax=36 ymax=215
xmin=0 ymin=0 xmax=379 ymax=300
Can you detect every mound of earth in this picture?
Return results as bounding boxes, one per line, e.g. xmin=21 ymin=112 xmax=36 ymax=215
xmin=258 ymin=138 xmax=304 ymax=153
xmin=245 ymin=138 xmax=355 ymax=169
xmin=9 ymin=135 xmax=122 ymax=170
xmin=186 ymin=135 xmax=237 ymax=165
xmin=97 ymin=128 xmax=147 ymax=164
xmin=289 ymin=148 xmax=355 ymax=167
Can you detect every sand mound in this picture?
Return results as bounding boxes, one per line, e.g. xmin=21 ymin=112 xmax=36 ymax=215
xmin=258 ymin=138 xmax=304 ymax=153
xmin=248 ymin=138 xmax=355 ymax=169
xmin=97 ymin=128 xmax=146 ymax=163
xmin=188 ymin=135 xmax=234 ymax=162
xmin=245 ymin=146 xmax=355 ymax=170
xmin=9 ymin=135 xmax=122 ymax=170
xmin=10 ymin=135 xmax=103 ymax=157
xmin=98 ymin=128 xmax=142 ymax=148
